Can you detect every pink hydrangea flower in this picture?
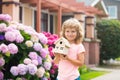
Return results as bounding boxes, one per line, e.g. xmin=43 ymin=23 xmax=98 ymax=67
xmin=52 ymin=63 xmax=58 ymax=70
xmin=36 ymin=67 xmax=45 ymax=78
xmin=8 ymin=43 xmax=18 ymax=54
xmin=44 ymin=62 xmax=52 ymax=70
xmin=0 ymin=23 xmax=7 ymax=32
xmin=10 ymin=66 xmax=19 ymax=76
xmin=16 ymin=34 xmax=24 ymax=43
xmin=50 ymin=69 xmax=55 ymax=74
xmin=47 ymin=40 xmax=53 ymax=45
xmin=5 ymin=31 xmax=16 ymax=42
xmin=0 ymin=14 xmax=12 ymax=21
xmin=37 ymin=56 xmax=42 ymax=65
xmin=48 ymin=46 xmax=53 ymax=51
xmin=23 ymin=26 xmax=36 ymax=36
xmin=24 ymin=58 xmax=32 ymax=64
xmin=27 ymin=64 xmax=37 ymax=75
xmin=38 ymin=33 xmax=48 ymax=44
xmin=4 ymin=26 xmax=14 ymax=32
xmin=40 ymin=49 xmax=49 ymax=58
xmin=0 ymin=43 xmax=8 ymax=53
xmin=0 ymin=71 xmax=4 ymax=79
xmin=31 ymin=34 xmax=39 ymax=43
xmin=43 ymin=32 xmax=51 ymax=37
xmin=28 ymin=52 xmax=38 ymax=60
xmin=33 ymin=43 xmax=42 ymax=52
xmin=31 ymin=60 xmax=38 ymax=66
xmin=42 ymin=77 xmax=48 ymax=80
xmin=0 ymin=57 xmax=5 ymax=66
xmin=18 ymin=64 xmax=28 ymax=75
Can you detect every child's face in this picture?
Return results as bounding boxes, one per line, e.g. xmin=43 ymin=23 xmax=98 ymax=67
xmin=64 ymin=28 xmax=77 ymax=43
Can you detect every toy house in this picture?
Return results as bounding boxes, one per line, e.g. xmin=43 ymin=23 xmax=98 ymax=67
xmin=53 ymin=37 xmax=71 ymax=55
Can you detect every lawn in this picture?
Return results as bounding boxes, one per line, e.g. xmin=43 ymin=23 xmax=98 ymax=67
xmin=80 ymin=70 xmax=108 ymax=80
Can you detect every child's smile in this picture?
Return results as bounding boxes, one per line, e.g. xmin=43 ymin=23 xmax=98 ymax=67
xmin=65 ymin=28 xmax=77 ymax=43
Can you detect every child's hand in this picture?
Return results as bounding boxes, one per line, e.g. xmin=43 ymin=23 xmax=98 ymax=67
xmin=54 ymin=53 xmax=60 ymax=57
xmin=53 ymin=53 xmax=61 ymax=64
xmin=60 ymin=54 xmax=68 ymax=60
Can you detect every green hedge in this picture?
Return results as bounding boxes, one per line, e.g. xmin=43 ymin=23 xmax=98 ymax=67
xmin=96 ymin=19 xmax=120 ymax=64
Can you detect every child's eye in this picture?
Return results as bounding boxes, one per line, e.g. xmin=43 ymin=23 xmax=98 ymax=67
xmin=66 ymin=31 xmax=69 ymax=32
xmin=72 ymin=31 xmax=76 ymax=33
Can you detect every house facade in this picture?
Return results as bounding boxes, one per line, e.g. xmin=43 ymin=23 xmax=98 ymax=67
xmin=0 ymin=0 xmax=108 ymax=66
xmin=104 ymin=0 xmax=120 ymax=20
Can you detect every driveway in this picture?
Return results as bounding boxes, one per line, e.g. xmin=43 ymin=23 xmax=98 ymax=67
xmin=91 ymin=67 xmax=120 ymax=80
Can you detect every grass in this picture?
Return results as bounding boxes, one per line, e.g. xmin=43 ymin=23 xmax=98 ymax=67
xmin=80 ymin=70 xmax=108 ymax=80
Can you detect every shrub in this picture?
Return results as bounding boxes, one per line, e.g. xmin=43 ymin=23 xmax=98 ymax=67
xmin=0 ymin=14 xmax=52 ymax=79
xmin=79 ymin=65 xmax=89 ymax=74
xmin=115 ymin=57 xmax=120 ymax=61
xmin=43 ymin=32 xmax=59 ymax=80
xmin=96 ymin=19 xmax=120 ymax=64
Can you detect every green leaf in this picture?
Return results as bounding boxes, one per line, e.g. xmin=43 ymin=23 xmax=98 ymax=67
xmin=20 ymin=30 xmax=31 ymax=40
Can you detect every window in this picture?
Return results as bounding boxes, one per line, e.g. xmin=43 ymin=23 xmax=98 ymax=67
xmin=60 ymin=47 xmax=64 ymax=50
xmin=62 ymin=15 xmax=73 ymax=23
xmin=56 ymin=46 xmax=59 ymax=49
xmin=19 ymin=6 xmax=23 ymax=23
xmin=41 ymin=13 xmax=48 ymax=31
xmin=107 ymin=6 xmax=117 ymax=19
xmin=0 ymin=0 xmax=2 ymax=14
xmin=34 ymin=10 xmax=37 ymax=30
xmin=50 ymin=15 xmax=53 ymax=33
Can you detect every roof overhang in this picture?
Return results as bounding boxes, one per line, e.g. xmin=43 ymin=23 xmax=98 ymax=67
xmin=20 ymin=0 xmax=83 ymax=13
xmin=91 ymin=0 xmax=109 ymax=17
xmin=58 ymin=0 xmax=105 ymax=15
xmin=20 ymin=0 xmax=105 ymax=16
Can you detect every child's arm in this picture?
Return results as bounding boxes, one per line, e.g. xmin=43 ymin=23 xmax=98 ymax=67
xmin=61 ymin=52 xmax=85 ymax=66
xmin=53 ymin=53 xmax=61 ymax=64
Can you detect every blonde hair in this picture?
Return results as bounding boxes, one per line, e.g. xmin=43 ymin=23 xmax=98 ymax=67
xmin=60 ymin=18 xmax=84 ymax=44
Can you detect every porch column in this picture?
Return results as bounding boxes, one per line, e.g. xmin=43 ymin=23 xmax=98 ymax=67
xmin=85 ymin=16 xmax=95 ymax=39
xmin=74 ymin=12 xmax=85 ymax=37
xmin=74 ymin=12 xmax=85 ymax=27
xmin=89 ymin=40 xmax=100 ymax=65
xmin=2 ymin=0 xmax=20 ymax=22
xmin=57 ymin=6 xmax=62 ymax=36
xmin=36 ymin=0 xmax=41 ymax=32
xmin=83 ymin=41 xmax=90 ymax=66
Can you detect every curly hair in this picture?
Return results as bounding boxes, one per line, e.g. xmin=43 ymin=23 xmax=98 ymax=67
xmin=60 ymin=18 xmax=84 ymax=44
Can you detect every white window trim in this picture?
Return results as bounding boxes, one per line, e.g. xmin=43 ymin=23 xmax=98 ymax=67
xmin=21 ymin=4 xmax=56 ymax=33
xmin=32 ymin=10 xmax=35 ymax=29
xmin=108 ymin=6 xmax=117 ymax=19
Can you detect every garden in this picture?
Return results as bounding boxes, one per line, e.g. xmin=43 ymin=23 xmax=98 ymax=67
xmin=79 ymin=65 xmax=108 ymax=80
xmin=0 ymin=13 xmax=118 ymax=80
xmin=0 ymin=14 xmax=58 ymax=80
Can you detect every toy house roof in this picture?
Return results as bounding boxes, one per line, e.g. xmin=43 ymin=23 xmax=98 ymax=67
xmin=54 ymin=37 xmax=71 ymax=48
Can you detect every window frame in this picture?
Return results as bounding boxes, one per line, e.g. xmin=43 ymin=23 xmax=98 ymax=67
xmin=107 ymin=6 xmax=117 ymax=19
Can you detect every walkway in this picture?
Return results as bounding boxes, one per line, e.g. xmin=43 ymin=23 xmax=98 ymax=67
xmin=91 ymin=67 xmax=120 ymax=80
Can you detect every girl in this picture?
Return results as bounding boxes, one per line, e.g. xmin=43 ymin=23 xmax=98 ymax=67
xmin=54 ymin=18 xmax=85 ymax=80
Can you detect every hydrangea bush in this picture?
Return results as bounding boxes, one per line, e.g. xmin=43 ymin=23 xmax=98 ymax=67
xmin=43 ymin=32 xmax=58 ymax=80
xmin=0 ymin=14 xmax=52 ymax=80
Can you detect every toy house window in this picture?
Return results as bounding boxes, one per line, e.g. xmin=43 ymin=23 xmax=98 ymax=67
xmin=56 ymin=46 xmax=59 ymax=49
xmin=60 ymin=47 xmax=64 ymax=50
